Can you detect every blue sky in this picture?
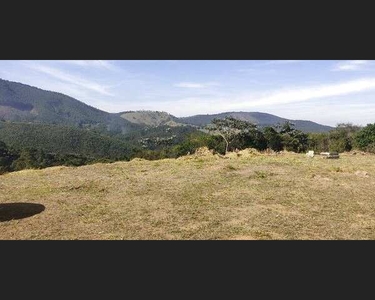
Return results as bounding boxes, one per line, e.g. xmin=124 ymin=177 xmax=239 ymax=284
xmin=1 ymin=60 xmax=375 ymax=126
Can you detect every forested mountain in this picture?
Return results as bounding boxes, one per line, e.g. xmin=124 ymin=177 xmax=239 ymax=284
xmin=0 ymin=78 xmax=139 ymax=134
xmin=0 ymin=78 xmax=332 ymax=134
xmin=0 ymin=78 xmax=347 ymax=175
xmin=0 ymin=121 xmax=137 ymax=160
xmin=180 ymin=112 xmax=333 ymax=133
xmin=119 ymin=110 xmax=333 ymax=133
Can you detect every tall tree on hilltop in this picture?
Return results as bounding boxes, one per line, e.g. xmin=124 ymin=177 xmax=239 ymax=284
xmin=207 ymin=117 xmax=262 ymax=154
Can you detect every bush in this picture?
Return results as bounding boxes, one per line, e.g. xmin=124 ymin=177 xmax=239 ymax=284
xmin=329 ymin=123 xmax=361 ymax=152
xmin=264 ymin=127 xmax=283 ymax=151
xmin=355 ymin=123 xmax=375 ymax=151
xmin=308 ymin=133 xmax=329 ymax=152
xmin=278 ymin=122 xmax=308 ymax=153
xmin=0 ymin=141 xmax=16 ymax=174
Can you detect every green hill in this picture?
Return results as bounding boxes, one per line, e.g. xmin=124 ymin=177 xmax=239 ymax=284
xmin=0 ymin=78 xmax=139 ymax=134
xmin=119 ymin=110 xmax=184 ymax=127
xmin=0 ymin=78 xmax=333 ymax=134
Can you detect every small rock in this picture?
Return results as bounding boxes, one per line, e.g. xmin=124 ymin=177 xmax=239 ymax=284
xmin=306 ymin=150 xmax=314 ymax=158
xmin=355 ymin=171 xmax=369 ymax=178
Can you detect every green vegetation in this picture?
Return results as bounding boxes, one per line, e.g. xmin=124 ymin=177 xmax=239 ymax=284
xmin=134 ymin=119 xmax=334 ymax=160
xmin=119 ymin=124 xmax=197 ymax=150
xmin=119 ymin=110 xmax=183 ymax=127
xmin=172 ymin=131 xmax=225 ymax=157
xmin=307 ymin=122 xmax=375 ymax=154
xmin=277 ymin=121 xmax=309 ymax=153
xmin=0 ymin=79 xmax=333 ymax=135
xmin=263 ymin=126 xmax=283 ymax=151
xmin=354 ymin=123 xmax=375 ymax=153
xmin=0 ymin=122 xmax=137 ymax=160
xmin=0 ymin=141 xmax=114 ymax=175
xmin=0 ymin=75 xmax=373 ymax=173
xmin=328 ymin=123 xmax=360 ymax=152
xmin=0 ymin=78 xmax=138 ymax=134
xmin=0 ymin=140 xmax=16 ymax=174
xmin=207 ymin=117 xmax=267 ymax=154
xmin=3 ymin=118 xmax=375 ymax=175
xmin=307 ymin=132 xmax=330 ymax=153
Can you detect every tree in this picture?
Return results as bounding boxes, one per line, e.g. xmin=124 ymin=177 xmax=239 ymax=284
xmin=354 ymin=123 xmax=375 ymax=153
xmin=277 ymin=121 xmax=308 ymax=153
xmin=0 ymin=141 xmax=16 ymax=174
xmin=308 ymin=133 xmax=329 ymax=152
xmin=328 ymin=123 xmax=361 ymax=152
xmin=263 ymin=126 xmax=283 ymax=151
xmin=11 ymin=148 xmax=40 ymax=171
xmin=207 ymin=117 xmax=259 ymax=154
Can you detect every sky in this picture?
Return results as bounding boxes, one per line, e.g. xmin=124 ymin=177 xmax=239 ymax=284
xmin=0 ymin=60 xmax=375 ymax=126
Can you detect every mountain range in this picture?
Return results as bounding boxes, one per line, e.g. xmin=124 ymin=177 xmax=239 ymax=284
xmin=179 ymin=112 xmax=333 ymax=132
xmin=0 ymin=78 xmax=333 ymax=133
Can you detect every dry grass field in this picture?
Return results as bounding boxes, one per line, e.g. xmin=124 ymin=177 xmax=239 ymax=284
xmin=1 ymin=149 xmax=375 ymax=240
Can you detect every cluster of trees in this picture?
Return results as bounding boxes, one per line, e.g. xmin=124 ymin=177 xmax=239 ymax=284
xmin=352 ymin=123 xmax=375 ymax=153
xmin=135 ymin=117 xmax=310 ymax=159
xmin=0 ymin=122 xmax=137 ymax=161
xmin=205 ymin=117 xmax=309 ymax=154
xmin=119 ymin=125 xmax=197 ymax=150
xmin=307 ymin=123 xmax=375 ymax=153
xmin=0 ymin=141 xmax=102 ymax=174
xmin=3 ymin=116 xmax=375 ymax=175
xmin=148 ymin=119 xmax=375 ymax=158
xmin=208 ymin=119 xmax=375 ymax=155
xmin=0 ymin=121 xmax=200 ymax=173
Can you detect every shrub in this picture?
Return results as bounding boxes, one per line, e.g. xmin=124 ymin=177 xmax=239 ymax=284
xmin=355 ymin=123 xmax=375 ymax=151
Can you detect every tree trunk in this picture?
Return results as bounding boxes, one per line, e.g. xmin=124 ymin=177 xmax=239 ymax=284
xmin=219 ymin=133 xmax=229 ymax=155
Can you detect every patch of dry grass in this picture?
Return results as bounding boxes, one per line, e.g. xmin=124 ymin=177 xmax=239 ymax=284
xmin=1 ymin=151 xmax=375 ymax=240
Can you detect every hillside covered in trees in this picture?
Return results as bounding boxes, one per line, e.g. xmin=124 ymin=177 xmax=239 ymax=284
xmin=2 ymin=78 xmax=374 ymax=175
xmin=1 ymin=79 xmax=333 ymax=134
xmin=0 ymin=122 xmax=137 ymax=160
xmin=0 ymin=78 xmax=139 ymax=134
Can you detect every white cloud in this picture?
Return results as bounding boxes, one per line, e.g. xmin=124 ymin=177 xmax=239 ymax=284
xmin=25 ymin=62 xmax=114 ymax=96
xmin=145 ymin=77 xmax=375 ymax=118
xmin=60 ymin=60 xmax=118 ymax=71
xmin=264 ymin=101 xmax=375 ymax=127
xmin=174 ymin=82 xmax=219 ymax=88
xmin=3 ymin=60 xmax=375 ymax=126
xmin=332 ymin=60 xmax=369 ymax=71
xmin=235 ymin=77 xmax=375 ymax=108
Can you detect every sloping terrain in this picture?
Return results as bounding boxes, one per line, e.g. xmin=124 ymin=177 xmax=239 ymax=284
xmin=0 ymin=78 xmax=138 ymax=133
xmin=0 ymin=78 xmax=333 ymax=134
xmin=119 ymin=111 xmax=184 ymax=127
xmin=1 ymin=151 xmax=374 ymax=240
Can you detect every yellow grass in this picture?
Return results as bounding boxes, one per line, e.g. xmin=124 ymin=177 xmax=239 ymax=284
xmin=1 ymin=151 xmax=375 ymax=239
